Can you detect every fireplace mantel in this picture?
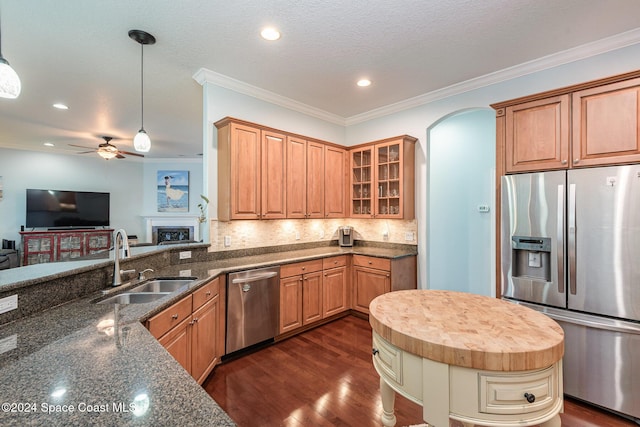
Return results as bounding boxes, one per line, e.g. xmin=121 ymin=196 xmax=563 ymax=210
xmin=142 ymin=216 xmax=201 ymax=244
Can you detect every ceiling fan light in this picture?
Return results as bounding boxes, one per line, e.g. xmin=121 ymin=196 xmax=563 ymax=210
xmin=134 ymin=129 xmax=151 ymax=152
xmin=0 ymin=58 xmax=21 ymax=99
xmin=97 ymin=144 xmax=118 ymax=160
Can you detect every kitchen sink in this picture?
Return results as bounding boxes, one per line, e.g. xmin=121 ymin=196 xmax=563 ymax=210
xmin=97 ymin=292 xmax=169 ymax=305
xmin=130 ymin=279 xmax=194 ymax=293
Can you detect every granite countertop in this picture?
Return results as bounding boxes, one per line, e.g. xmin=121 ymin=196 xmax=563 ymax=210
xmin=0 ymin=244 xmax=416 ymax=426
xmin=369 ymin=290 xmax=564 ymax=372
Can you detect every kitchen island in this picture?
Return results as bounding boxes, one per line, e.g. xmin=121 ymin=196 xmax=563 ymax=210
xmin=0 ymin=242 xmax=416 ymax=426
xmin=369 ymin=290 xmax=564 ymax=427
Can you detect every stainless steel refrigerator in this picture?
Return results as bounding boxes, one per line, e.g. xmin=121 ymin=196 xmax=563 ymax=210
xmin=501 ymin=165 xmax=640 ymax=421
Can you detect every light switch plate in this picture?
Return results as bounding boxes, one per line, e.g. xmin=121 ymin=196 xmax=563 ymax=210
xmin=224 ymin=236 xmax=231 ymax=247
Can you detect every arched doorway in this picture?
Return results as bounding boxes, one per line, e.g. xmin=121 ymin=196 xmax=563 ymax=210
xmin=426 ymin=109 xmax=495 ymax=296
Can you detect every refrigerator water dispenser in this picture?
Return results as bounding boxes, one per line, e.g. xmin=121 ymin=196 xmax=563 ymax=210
xmin=511 ymin=236 xmax=551 ymax=281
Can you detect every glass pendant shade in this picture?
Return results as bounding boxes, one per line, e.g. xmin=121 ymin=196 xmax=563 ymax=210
xmin=133 ymin=129 xmax=151 ymax=152
xmin=0 ymin=57 xmax=20 ymax=99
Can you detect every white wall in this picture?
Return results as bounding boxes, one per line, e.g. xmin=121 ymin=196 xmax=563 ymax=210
xmin=0 ymin=148 xmax=203 ymax=247
xmin=427 ymin=109 xmax=495 ymax=295
xmin=201 ymin=43 xmax=640 ymax=289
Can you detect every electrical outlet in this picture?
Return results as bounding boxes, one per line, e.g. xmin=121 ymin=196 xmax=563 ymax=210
xmin=0 ymin=295 xmax=18 ymax=315
xmin=179 ymin=251 xmax=192 ymax=260
xmin=295 ymin=231 xmax=301 ymax=240
xmin=0 ymin=334 xmax=17 ymax=355
xmin=179 ymin=269 xmax=192 ymax=277
xmin=319 ymin=230 xmax=325 ymax=238
xmin=405 ymin=232 xmax=415 ymax=242
xmin=224 ymin=236 xmax=231 ymax=247
xmin=383 ymin=230 xmax=389 ymax=240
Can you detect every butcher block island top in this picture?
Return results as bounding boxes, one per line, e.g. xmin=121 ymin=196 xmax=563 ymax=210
xmin=369 ymin=290 xmax=564 ymax=371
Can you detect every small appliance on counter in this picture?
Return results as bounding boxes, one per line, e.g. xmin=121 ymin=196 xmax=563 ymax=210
xmin=338 ymin=226 xmax=354 ymax=247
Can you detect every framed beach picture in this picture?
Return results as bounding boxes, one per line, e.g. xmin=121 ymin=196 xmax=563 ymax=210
xmin=157 ymin=170 xmax=189 ymax=212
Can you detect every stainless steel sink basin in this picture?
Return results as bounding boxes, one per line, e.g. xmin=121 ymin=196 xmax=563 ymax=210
xmin=97 ymin=292 xmax=169 ymax=305
xmin=130 ymin=279 xmax=194 ymax=293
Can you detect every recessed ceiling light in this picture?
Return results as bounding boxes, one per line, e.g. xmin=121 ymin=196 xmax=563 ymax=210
xmin=53 ymin=103 xmax=68 ymax=110
xmin=43 ymin=142 xmax=54 ymax=147
xmin=260 ymin=27 xmax=281 ymax=41
xmin=357 ymin=79 xmax=371 ymax=87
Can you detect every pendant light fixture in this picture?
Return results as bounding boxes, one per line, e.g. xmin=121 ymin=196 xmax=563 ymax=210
xmin=129 ymin=29 xmax=155 ymax=153
xmin=0 ymin=11 xmax=21 ymax=99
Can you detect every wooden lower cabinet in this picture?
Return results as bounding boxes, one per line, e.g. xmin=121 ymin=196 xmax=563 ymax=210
xmin=191 ymin=295 xmax=220 ymax=384
xmin=279 ymin=256 xmax=350 ymax=335
xmin=302 ymin=270 xmax=323 ymax=325
xmin=352 ymin=254 xmax=417 ymax=314
xmin=322 ymin=256 xmax=349 ymax=317
xmin=158 ymin=316 xmax=192 ymax=372
xmin=146 ymin=277 xmax=222 ymax=384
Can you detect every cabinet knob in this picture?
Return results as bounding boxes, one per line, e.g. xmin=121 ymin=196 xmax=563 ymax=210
xmin=573 ymin=158 xmax=579 ymax=164
xmin=561 ymin=160 xmax=567 ymax=165
xmin=193 ymin=317 xmax=199 ymax=323
xmin=368 ymin=261 xmax=372 ymax=265
xmin=171 ymin=314 xmax=179 ymax=320
xmin=206 ymin=291 xmax=211 ymax=296
xmin=301 ymin=267 xmax=306 ymax=270
xmin=524 ymin=393 xmax=536 ymax=403
xmin=334 ymin=261 xmax=338 ymax=264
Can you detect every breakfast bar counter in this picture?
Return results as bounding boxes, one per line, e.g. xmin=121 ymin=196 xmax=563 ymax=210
xmin=369 ymin=290 xmax=565 ymax=427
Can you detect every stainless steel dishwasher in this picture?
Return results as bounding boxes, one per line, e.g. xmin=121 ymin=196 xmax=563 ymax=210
xmin=226 ymin=266 xmax=280 ymax=355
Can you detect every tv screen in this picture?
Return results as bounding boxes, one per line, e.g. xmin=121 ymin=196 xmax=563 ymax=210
xmin=26 ymin=189 xmax=110 ymax=229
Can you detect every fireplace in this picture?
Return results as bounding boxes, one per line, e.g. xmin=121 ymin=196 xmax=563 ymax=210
xmin=143 ymin=216 xmax=200 ymax=245
xmin=153 ymin=226 xmax=193 ymax=244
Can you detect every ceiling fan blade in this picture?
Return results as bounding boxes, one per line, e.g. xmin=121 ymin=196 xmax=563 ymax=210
xmin=116 ymin=154 xmax=126 ymax=159
xmin=118 ymin=150 xmax=145 ymax=158
xmin=68 ymin=144 xmax=96 ymax=150
xmin=76 ymin=151 xmax=97 ymax=155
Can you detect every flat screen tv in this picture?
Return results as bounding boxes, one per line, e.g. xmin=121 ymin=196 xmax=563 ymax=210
xmin=26 ymin=189 xmax=110 ymax=229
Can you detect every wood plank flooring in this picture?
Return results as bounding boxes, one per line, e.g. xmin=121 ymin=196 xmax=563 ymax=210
xmin=203 ymin=315 xmax=637 ymax=427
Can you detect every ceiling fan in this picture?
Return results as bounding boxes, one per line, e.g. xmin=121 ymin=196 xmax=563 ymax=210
xmin=69 ymin=136 xmax=144 ymax=160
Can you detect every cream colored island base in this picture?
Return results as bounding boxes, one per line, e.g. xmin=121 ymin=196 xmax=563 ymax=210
xmin=373 ymin=332 xmax=563 ymax=427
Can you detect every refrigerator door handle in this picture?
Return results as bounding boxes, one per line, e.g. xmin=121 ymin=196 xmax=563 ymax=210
xmin=568 ymin=183 xmax=577 ymax=295
xmin=557 ymin=184 xmax=565 ymax=293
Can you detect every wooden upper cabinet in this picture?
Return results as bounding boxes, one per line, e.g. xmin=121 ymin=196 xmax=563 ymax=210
xmin=504 ymin=95 xmax=570 ymax=173
xmin=572 ymin=77 xmax=640 ymax=167
xmin=306 ymin=141 xmax=325 ymax=218
xmin=286 ymin=136 xmax=307 ymax=218
xmin=217 ymin=119 xmax=286 ymax=220
xmin=324 ymin=145 xmax=347 ymax=218
xmin=349 ymin=136 xmax=416 ymax=219
xmin=261 ymin=130 xmax=287 ymax=219
xmin=286 ymin=137 xmax=325 ymax=219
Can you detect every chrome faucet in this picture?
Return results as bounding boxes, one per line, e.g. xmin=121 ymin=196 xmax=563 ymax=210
xmin=138 ymin=268 xmax=154 ymax=280
xmin=112 ymin=229 xmax=132 ymax=287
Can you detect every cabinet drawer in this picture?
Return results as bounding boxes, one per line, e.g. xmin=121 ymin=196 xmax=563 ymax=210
xmin=372 ymin=332 xmax=403 ymax=385
xmin=322 ymin=255 xmax=348 ymax=269
xmin=280 ymin=259 xmax=323 ymax=278
xmin=353 ymin=255 xmax=390 ymax=271
xmin=479 ymin=364 xmax=557 ymax=415
xmin=146 ymin=295 xmax=193 ymax=339
xmin=192 ymin=277 xmax=220 ymax=311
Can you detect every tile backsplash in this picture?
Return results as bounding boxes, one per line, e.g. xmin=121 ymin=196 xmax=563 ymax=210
xmin=208 ymin=218 xmax=417 ymax=251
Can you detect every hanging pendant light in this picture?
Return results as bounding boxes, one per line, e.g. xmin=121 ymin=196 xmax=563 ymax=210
xmin=129 ymin=29 xmax=155 ymax=152
xmin=0 ymin=11 xmax=21 ymax=99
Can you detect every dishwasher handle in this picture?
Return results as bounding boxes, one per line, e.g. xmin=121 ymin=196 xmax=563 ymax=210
xmin=231 ymin=271 xmax=278 ymax=284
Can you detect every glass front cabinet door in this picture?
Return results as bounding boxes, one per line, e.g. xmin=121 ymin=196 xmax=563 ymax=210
xmin=350 ymin=135 xmax=416 ymax=219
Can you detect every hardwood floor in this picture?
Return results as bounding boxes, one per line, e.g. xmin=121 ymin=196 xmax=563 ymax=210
xmin=203 ymin=316 xmax=637 ymax=427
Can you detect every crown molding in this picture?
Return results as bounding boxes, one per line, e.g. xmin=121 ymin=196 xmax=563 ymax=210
xmin=194 ymin=28 xmax=640 ymax=128
xmin=192 ymin=68 xmax=346 ymax=126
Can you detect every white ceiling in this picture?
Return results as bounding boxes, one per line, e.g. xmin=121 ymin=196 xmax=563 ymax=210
xmin=1 ymin=0 xmax=640 ymax=159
